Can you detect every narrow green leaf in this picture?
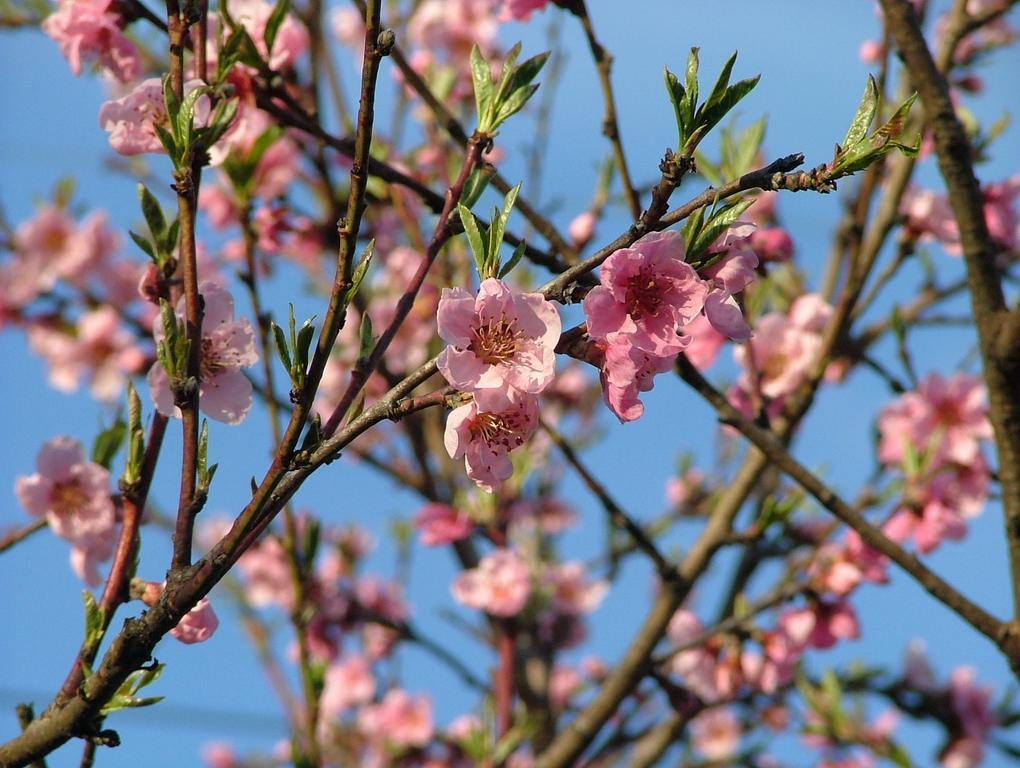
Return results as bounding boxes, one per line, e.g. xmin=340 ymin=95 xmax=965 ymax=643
xmin=842 ymin=75 xmax=879 ymax=150
xmin=271 ymin=321 xmax=292 ymax=374
xmin=264 ymin=0 xmax=289 ymax=55
xmin=358 ymin=313 xmax=374 ymax=361
xmin=138 ymin=184 xmax=166 ymax=239
xmin=295 ymin=316 xmax=316 ymax=372
xmin=696 ymin=75 xmax=760 ymax=143
xmin=344 ymin=240 xmax=376 ymax=304
xmin=91 ymin=419 xmax=127 ymax=470
xmin=494 ymin=84 xmax=540 ymax=127
xmin=498 ymin=240 xmax=527 ymax=279
xmin=699 ymin=50 xmax=737 ymax=119
xmin=663 ymin=67 xmax=686 ymax=143
xmin=683 ymin=47 xmax=700 ymax=129
xmin=458 ymin=204 xmax=488 ymax=274
xmin=470 ymin=45 xmax=494 ymax=130
xmin=129 ymin=230 xmax=157 ymax=262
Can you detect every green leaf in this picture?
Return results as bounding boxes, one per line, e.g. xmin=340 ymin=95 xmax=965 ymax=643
xmin=153 ymin=123 xmax=178 ymax=163
xmin=498 ymin=240 xmax=527 ymax=279
xmin=663 ymin=67 xmax=687 ymax=143
xmin=198 ymin=97 xmax=239 ymax=152
xmin=700 ymin=50 xmax=737 ymax=119
xmin=494 ymin=84 xmax=540 ymax=128
xmin=470 ymin=44 xmax=494 ymax=130
xmin=688 ymin=198 xmax=754 ymax=262
xmin=101 ymin=662 xmax=166 ymax=715
xmin=129 ymin=230 xmax=157 ymax=262
xmin=458 ymin=204 xmax=488 ymax=276
xmin=82 ymin=591 xmax=106 ymax=649
xmin=358 ymin=313 xmax=374 ymax=362
xmin=91 ymin=418 xmax=127 ymax=470
xmin=295 ymin=316 xmax=316 ymax=373
xmin=488 ymin=182 xmax=521 ymax=267
xmin=460 ymin=165 xmax=496 ymax=210
xmin=163 ymin=218 xmax=180 ymax=255
xmin=161 ymin=75 xmax=181 ymax=129
xmin=272 ymin=320 xmax=292 ymax=374
xmin=842 ymin=75 xmax=879 ymax=150
xmin=694 ymin=75 xmax=760 ymax=146
xmin=344 ymin=240 xmax=376 ymax=304
xmin=138 ymin=184 xmax=166 ymax=239
xmin=683 ymin=47 xmax=700 ymax=131
xmin=264 ymin=0 xmax=289 ymax=56
xmin=197 ymin=419 xmax=210 ymax=481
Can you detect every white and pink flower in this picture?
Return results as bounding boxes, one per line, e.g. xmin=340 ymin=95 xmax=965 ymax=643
xmin=15 ymin=436 xmax=117 ymax=585
xmin=437 ymin=278 xmax=560 ymax=399
xmin=452 ymin=548 xmax=532 ymax=617
xmin=584 ymin=230 xmax=707 ymax=356
xmin=147 ymin=282 xmax=258 ymax=424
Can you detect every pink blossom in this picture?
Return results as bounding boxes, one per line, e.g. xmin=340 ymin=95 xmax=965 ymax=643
xmin=584 ymin=230 xmax=708 ymax=356
xmin=414 ymin=503 xmax=473 ymax=546
xmin=568 ymin=211 xmax=596 ymax=249
xmin=147 ymin=282 xmax=258 ymax=424
xmin=172 ymin=596 xmax=220 ymax=643
xmin=320 ymin=654 xmax=376 ymax=717
xmin=778 ymin=600 xmax=859 ymax=651
xmin=100 ymin=78 xmax=210 ymax=156
xmin=139 ymin=580 xmax=219 ymax=643
xmin=598 ymin=338 xmax=676 ymax=423
xmin=901 ymin=185 xmax=960 ymax=249
xmin=508 ymin=496 xmax=577 ymax=534
xmin=548 ymin=663 xmax=582 ymax=711
xmin=501 ymin=0 xmax=550 ymax=21
xmin=201 ymin=742 xmax=237 ymax=768
xmin=437 ymin=278 xmax=560 ymax=399
xmin=666 ymin=610 xmax=727 ymax=701
xmin=28 ymin=308 xmax=145 ymax=401
xmin=407 ymin=0 xmax=499 ymax=65
xmin=331 ymin=6 xmax=366 ymax=52
xmin=358 ymin=689 xmax=434 ymax=749
xmin=15 ymin=436 xmax=117 ymax=585
xmin=699 ymin=225 xmax=758 ymax=340
xmin=451 ymin=548 xmax=532 ymax=617
xmin=750 ymin=227 xmax=794 ymax=263
xmin=860 ymin=39 xmax=885 ymax=64
xmin=354 ymin=576 xmax=408 ymax=658
xmin=982 ymin=175 xmax=1020 ymax=251
xmin=42 ymin=0 xmax=141 ymax=82
xmin=808 ymin=531 xmax=888 ymax=597
xmin=733 ymin=293 xmax=832 ymax=401
xmin=666 ymin=468 xmax=705 ymax=508
xmin=236 ymin=534 xmax=294 ymax=609
xmin=227 ymin=0 xmax=309 ymax=69
xmin=690 ymin=707 xmax=741 ymax=761
xmin=444 ymin=390 xmax=539 ymax=492
xmin=682 ymin=314 xmax=727 ymax=370
xmin=949 ymin=667 xmax=996 ymax=742
xmin=878 ymin=373 xmax=991 ymax=467
xmin=543 ymin=561 xmax=607 ymax=615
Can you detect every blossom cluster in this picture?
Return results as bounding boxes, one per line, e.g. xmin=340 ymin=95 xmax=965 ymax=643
xmin=877 ymin=372 xmax=992 ymax=552
xmin=582 ymin=227 xmax=760 ymax=421
xmin=437 ymin=277 xmax=561 ymax=492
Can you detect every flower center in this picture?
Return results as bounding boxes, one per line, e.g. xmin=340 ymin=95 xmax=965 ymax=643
xmin=51 ymin=479 xmax=87 ymax=516
xmin=200 ymin=336 xmax=230 ymax=381
xmin=761 ymin=351 xmax=789 ymax=382
xmin=469 ymin=409 xmax=527 ymax=451
xmin=469 ymin=318 xmax=521 ymax=365
xmin=624 ymin=269 xmax=665 ymax=320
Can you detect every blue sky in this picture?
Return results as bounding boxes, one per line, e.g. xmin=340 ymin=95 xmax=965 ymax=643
xmin=2 ymin=2 xmax=1019 ymax=766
